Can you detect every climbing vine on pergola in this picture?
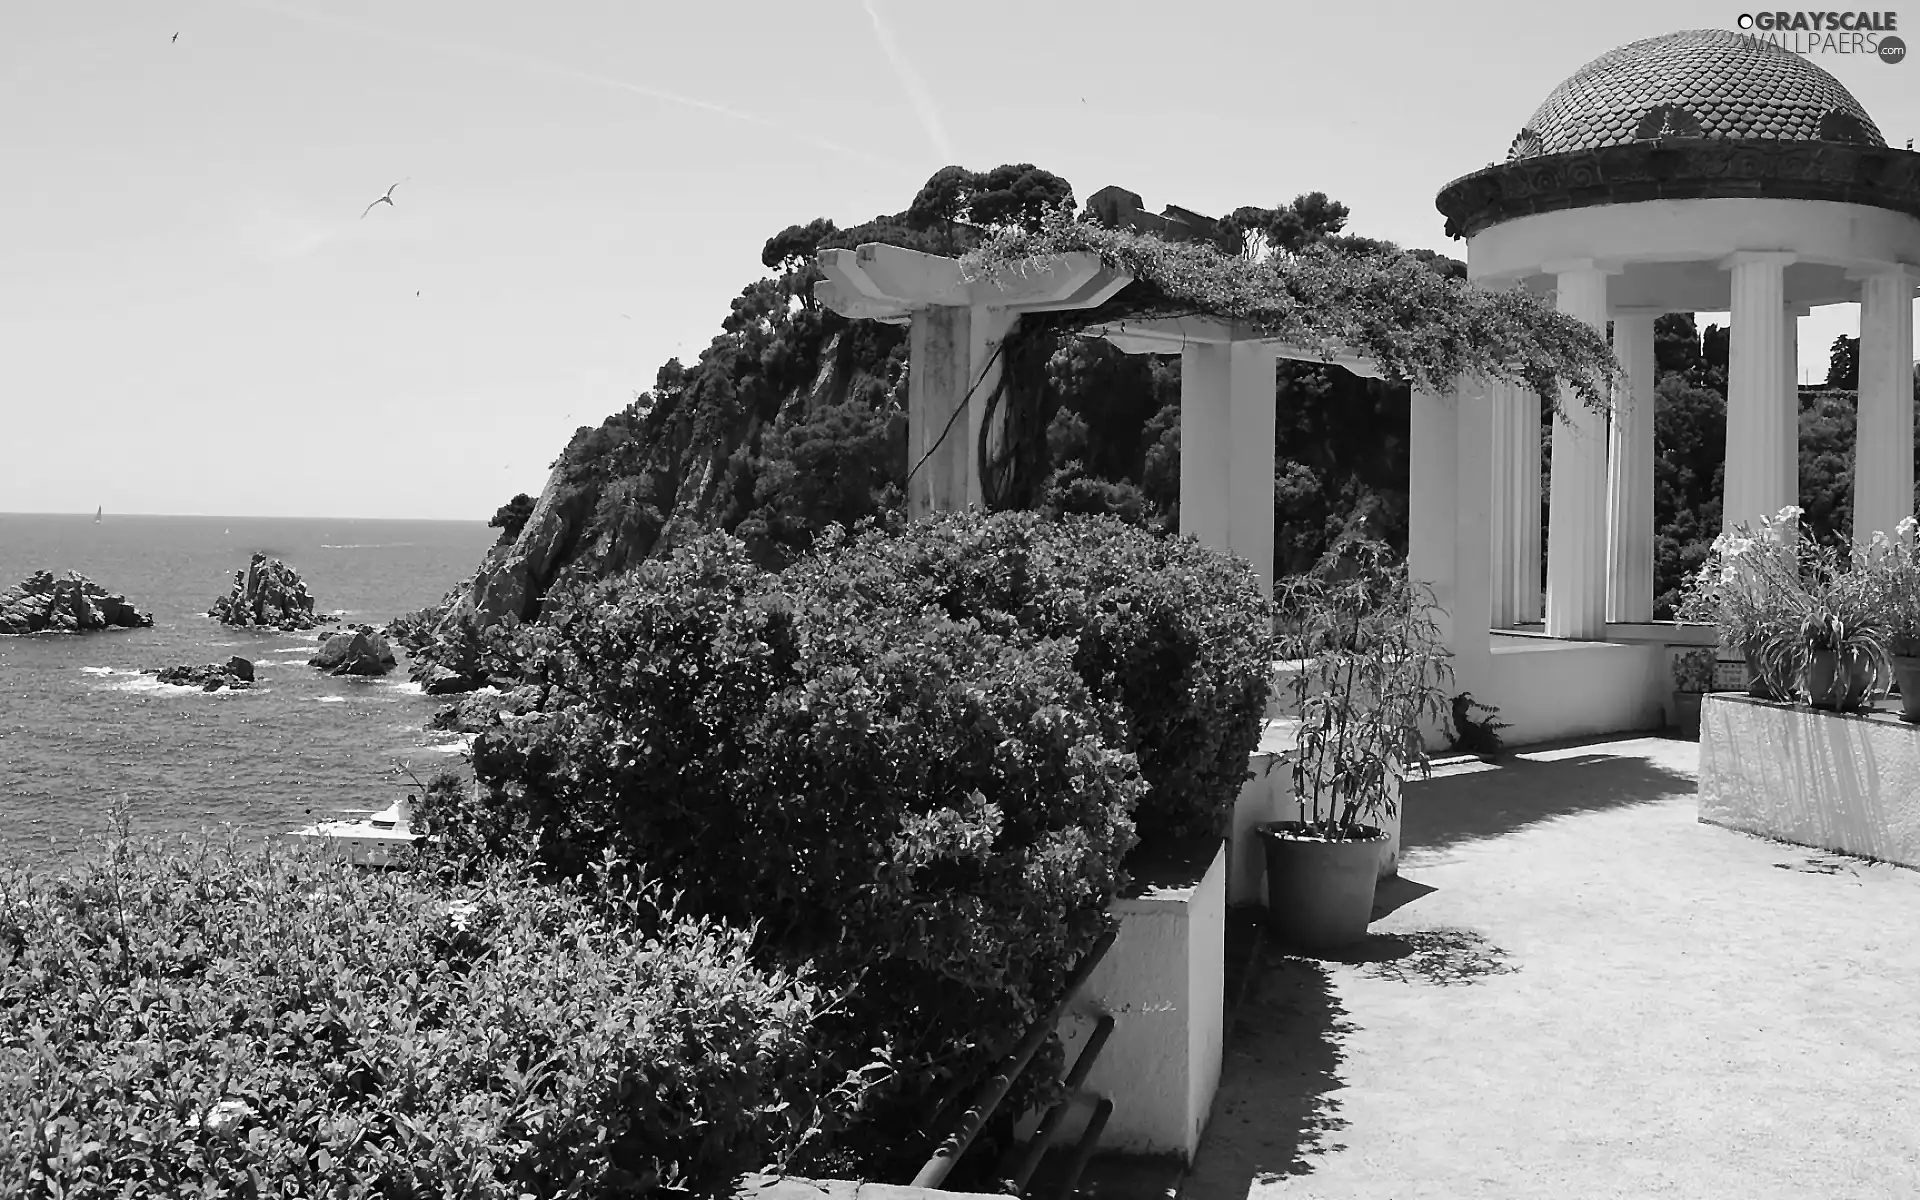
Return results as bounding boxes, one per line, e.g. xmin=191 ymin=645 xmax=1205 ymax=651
xmin=953 ymin=211 xmax=1622 ymax=511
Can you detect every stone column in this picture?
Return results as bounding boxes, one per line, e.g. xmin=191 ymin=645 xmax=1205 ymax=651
xmin=1605 ymin=311 xmax=1658 ymax=624
xmin=1409 ymin=378 xmax=1493 ymax=736
xmin=1781 ymin=304 xmax=1804 ymax=511
xmin=1853 ymin=266 xmax=1917 ymax=542
xmin=1488 ymin=379 xmax=1543 ymax=628
xmin=1720 ymin=252 xmax=1797 ymax=534
xmin=1544 ymin=260 xmax=1613 ymax=640
xmin=907 ymin=305 xmax=974 ymax=520
xmin=1179 ymin=342 xmax=1277 ymax=598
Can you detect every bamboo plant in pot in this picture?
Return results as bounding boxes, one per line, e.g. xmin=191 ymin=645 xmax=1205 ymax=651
xmin=1261 ymin=540 xmax=1453 ymax=951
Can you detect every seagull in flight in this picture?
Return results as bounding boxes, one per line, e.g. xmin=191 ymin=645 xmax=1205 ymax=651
xmin=172 ymin=32 xmax=179 ymax=43
xmin=360 ymin=179 xmax=408 ymax=220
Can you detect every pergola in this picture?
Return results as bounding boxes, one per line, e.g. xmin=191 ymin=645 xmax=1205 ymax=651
xmin=815 ymin=241 xmax=1389 ymax=606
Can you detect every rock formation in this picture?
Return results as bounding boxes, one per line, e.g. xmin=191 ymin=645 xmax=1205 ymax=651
xmin=311 ymin=625 xmax=397 ymax=676
xmin=147 ymin=656 xmax=255 ymax=692
xmin=209 ymin=554 xmax=330 ymax=631
xmin=0 ymin=571 xmax=153 ymax=634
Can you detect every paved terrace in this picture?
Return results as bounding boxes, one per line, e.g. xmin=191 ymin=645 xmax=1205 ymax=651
xmin=1186 ymin=735 xmax=1920 ymax=1200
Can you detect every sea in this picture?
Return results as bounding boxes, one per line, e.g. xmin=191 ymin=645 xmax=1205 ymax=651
xmin=0 ymin=513 xmax=498 ymax=871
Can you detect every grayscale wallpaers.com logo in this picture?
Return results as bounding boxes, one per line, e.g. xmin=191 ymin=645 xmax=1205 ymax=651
xmin=1735 ymin=12 xmax=1906 ymax=60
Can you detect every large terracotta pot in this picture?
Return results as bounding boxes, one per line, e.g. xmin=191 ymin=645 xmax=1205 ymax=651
xmin=1891 ymin=655 xmax=1920 ymax=722
xmin=1804 ymin=646 xmax=1876 ymax=710
xmin=1257 ymin=821 xmax=1387 ymax=951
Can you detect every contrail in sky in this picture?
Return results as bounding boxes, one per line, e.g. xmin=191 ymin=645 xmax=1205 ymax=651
xmin=860 ymin=0 xmax=956 ymax=163
xmin=232 ymin=0 xmax=902 ymax=169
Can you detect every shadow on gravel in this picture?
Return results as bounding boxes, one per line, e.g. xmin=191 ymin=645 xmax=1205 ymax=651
xmin=1403 ymin=751 xmax=1697 ymax=854
xmin=1315 ymin=927 xmax=1518 ymax=987
xmin=1183 ymin=953 xmax=1350 ymax=1200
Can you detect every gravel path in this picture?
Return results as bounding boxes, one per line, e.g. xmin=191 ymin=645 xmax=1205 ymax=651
xmin=1185 ymin=735 xmax=1920 ymax=1200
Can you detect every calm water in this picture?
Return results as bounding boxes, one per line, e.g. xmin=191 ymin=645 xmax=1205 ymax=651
xmin=0 ymin=514 xmax=497 ymax=869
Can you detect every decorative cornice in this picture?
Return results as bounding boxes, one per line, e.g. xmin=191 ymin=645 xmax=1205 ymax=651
xmin=1435 ymin=139 xmax=1920 ymax=240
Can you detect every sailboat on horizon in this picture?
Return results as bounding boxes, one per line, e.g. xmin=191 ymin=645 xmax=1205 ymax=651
xmin=94 ymin=506 xmax=101 ymax=523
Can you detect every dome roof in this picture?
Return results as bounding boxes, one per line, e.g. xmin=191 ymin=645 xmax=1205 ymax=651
xmin=1508 ymin=29 xmax=1884 ymax=160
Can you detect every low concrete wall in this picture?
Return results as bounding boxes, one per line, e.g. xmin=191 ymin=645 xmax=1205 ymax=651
xmin=1698 ymin=693 xmax=1920 ymax=868
xmin=1230 ymin=721 xmax=1401 ymax=908
xmin=1486 ymin=636 xmax=1667 ymax=746
xmin=1033 ymin=841 xmax=1226 ymax=1162
xmin=734 ymin=1176 xmax=1005 ymax=1200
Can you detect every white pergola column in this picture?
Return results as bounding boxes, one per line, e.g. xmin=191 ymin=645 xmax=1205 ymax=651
xmin=1853 ymin=265 xmax=1917 ymax=542
xmin=1488 ymin=379 xmax=1543 ymax=628
xmin=1410 ymin=379 xmax=1493 ymax=739
xmin=1721 ymin=252 xmax=1798 ymax=534
xmin=1544 ymin=260 xmax=1614 ymax=639
xmin=1781 ymin=303 xmax=1804 ymax=510
xmin=1605 ymin=311 xmax=1658 ymax=623
xmin=1179 ymin=342 xmax=1277 ymax=598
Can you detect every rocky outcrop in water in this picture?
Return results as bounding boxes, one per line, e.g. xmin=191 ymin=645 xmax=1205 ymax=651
xmin=209 ymin=554 xmax=329 ymax=631
xmin=0 ymin=571 xmax=153 ymax=634
xmin=148 ymin=656 xmax=255 ymax=691
xmin=311 ymin=626 xmax=396 ymax=676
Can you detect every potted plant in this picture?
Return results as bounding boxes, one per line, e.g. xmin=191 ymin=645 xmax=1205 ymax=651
xmin=1743 ymin=523 xmax=1891 ymax=711
xmin=1860 ymin=516 xmax=1920 ymax=721
xmin=1261 ymin=539 xmax=1453 ymax=950
xmin=1669 ymin=647 xmax=1715 ymax=738
xmin=1677 ymin=508 xmax=1806 ymax=701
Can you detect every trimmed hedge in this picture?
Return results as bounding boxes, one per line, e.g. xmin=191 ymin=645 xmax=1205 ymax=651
xmin=781 ymin=510 xmax=1274 ymax=844
xmin=423 ymin=532 xmax=1146 ymax=1176
xmin=0 ymin=831 xmax=821 ymax=1199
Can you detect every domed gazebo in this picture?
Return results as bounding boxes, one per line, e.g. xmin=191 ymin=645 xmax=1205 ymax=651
xmin=1436 ymin=29 xmax=1920 ymax=638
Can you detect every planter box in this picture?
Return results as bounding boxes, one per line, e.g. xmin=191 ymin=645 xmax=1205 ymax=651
xmin=1698 ymin=693 xmax=1920 ymax=869
xmin=1029 ymin=839 xmax=1226 ymax=1163
xmin=1229 ymin=720 xmax=1400 ymax=909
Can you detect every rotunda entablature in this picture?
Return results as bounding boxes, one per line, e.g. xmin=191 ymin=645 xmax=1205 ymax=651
xmin=1466 ymin=197 xmax=1920 ymax=311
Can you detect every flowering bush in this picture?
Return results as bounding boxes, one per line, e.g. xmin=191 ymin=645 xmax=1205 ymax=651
xmin=1855 ymin=516 xmax=1920 ymax=658
xmin=1678 ymin=507 xmax=1890 ymax=707
xmin=0 ymin=825 xmax=824 ymax=1199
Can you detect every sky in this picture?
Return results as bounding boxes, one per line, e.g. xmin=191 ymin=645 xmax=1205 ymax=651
xmin=5 ymin=1 xmax=1919 ymax=520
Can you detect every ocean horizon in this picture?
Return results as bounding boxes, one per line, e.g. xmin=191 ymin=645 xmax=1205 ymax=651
xmin=0 ymin=513 xmax=499 ymax=869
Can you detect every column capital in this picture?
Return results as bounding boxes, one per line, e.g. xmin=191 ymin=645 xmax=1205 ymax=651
xmin=1541 ymin=257 xmax=1624 ymax=277
xmin=1846 ymin=262 xmax=1920 ymax=285
xmin=1719 ymin=250 xmax=1797 ymax=271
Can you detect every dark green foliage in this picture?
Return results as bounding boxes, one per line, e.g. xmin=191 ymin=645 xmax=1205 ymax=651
xmin=1826 ymin=334 xmax=1860 ymax=390
xmin=421 ymin=531 xmax=1145 ymax=1177
xmin=487 ymin=492 xmax=535 ymax=541
xmin=779 ymin=510 xmax=1273 ymax=846
xmin=0 ymin=830 xmax=821 ymax=1199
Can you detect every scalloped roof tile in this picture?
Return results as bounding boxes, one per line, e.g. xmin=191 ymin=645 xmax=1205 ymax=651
xmin=1509 ymin=29 xmax=1884 ymax=159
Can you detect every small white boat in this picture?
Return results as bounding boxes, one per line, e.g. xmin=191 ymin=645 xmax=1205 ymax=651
xmin=292 ymin=794 xmax=429 ymax=866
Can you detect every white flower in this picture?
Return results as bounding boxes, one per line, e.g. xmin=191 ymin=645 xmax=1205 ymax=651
xmin=446 ymin=900 xmax=478 ymax=930
xmin=202 ymin=1099 xmax=253 ymax=1137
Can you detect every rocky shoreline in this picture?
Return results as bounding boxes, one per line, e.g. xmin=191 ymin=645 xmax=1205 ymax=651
xmin=0 ymin=571 xmax=152 ymax=635
xmin=145 ymin=656 xmax=255 ymax=692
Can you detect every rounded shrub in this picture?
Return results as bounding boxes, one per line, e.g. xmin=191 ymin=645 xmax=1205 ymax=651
xmin=782 ymin=510 xmax=1275 ymax=845
xmin=422 ymin=532 xmax=1145 ymax=1177
xmin=0 ymin=831 xmax=821 ymax=1199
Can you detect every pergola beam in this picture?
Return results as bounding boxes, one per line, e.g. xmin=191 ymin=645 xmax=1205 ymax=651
xmin=1089 ymin=317 xmax=1387 ymax=380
